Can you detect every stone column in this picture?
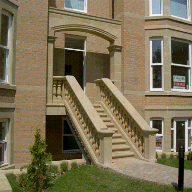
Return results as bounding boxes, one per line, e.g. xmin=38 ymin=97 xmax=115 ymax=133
xmin=108 ymin=45 xmax=122 ymax=91
xmin=47 ymin=36 xmax=57 ymax=104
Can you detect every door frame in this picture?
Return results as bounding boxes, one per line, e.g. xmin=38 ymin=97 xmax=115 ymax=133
xmin=64 ymin=35 xmax=86 ymax=92
xmin=173 ymin=118 xmax=189 ymax=152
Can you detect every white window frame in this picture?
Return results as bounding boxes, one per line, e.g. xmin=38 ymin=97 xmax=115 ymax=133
xmin=150 ymin=0 xmax=163 ymax=16
xmin=150 ymin=38 xmax=164 ymax=91
xmin=0 ymin=11 xmax=12 ymax=83
xmin=64 ymin=0 xmax=87 ymax=13
xmin=150 ymin=118 xmax=164 ymax=151
xmin=62 ymin=118 xmax=81 ymax=153
xmin=171 ymin=39 xmax=191 ymax=92
xmin=172 ymin=118 xmax=191 ymax=152
xmin=170 ymin=0 xmax=190 ymax=21
xmin=0 ymin=119 xmax=8 ymax=165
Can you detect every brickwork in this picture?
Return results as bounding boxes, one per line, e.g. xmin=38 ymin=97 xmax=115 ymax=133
xmin=49 ymin=0 xmax=111 ymax=18
xmin=14 ymin=0 xmax=48 ymax=164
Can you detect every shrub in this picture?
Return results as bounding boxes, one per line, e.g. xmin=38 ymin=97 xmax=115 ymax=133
xmin=187 ymin=151 xmax=192 ymax=161
xmin=169 ymin=153 xmax=174 ymax=159
xmin=161 ymin=153 xmax=167 ymax=159
xmin=156 ymin=152 xmax=158 ymax=159
xmin=60 ymin=162 xmax=68 ymax=173
xmin=19 ymin=128 xmax=53 ymax=192
xmin=71 ymin=162 xmax=78 ymax=170
xmin=48 ymin=165 xmax=59 ymax=178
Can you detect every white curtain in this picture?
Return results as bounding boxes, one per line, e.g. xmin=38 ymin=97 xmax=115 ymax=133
xmin=65 ymin=0 xmax=84 ymax=11
xmin=152 ymin=0 xmax=161 ymax=14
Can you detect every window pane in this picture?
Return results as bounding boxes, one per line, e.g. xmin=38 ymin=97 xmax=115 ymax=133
xmin=0 ymin=145 xmax=3 ymax=162
xmin=171 ymin=66 xmax=189 ymax=89
xmin=65 ymin=0 xmax=85 ymax=11
xmin=152 ymin=120 xmax=162 ymax=134
xmin=0 ymin=47 xmax=6 ymax=81
xmin=170 ymin=0 xmax=188 ymax=19
xmin=153 ymin=65 xmax=162 ymax=88
xmin=1 ymin=14 xmax=9 ymax=46
xmin=64 ymin=120 xmax=72 ymax=134
xmin=0 ymin=122 xmax=6 ymax=141
xmin=152 ymin=40 xmax=161 ymax=63
xmin=65 ymin=36 xmax=85 ymax=50
xmin=171 ymin=40 xmax=189 ymax=65
xmin=189 ymin=129 xmax=191 ymax=148
xmin=156 ymin=136 xmax=163 ymax=150
xmin=152 ymin=0 xmax=161 ymax=15
xmin=63 ymin=136 xmax=79 ymax=150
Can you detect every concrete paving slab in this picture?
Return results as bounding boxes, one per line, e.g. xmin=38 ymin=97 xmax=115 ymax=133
xmin=110 ymin=158 xmax=192 ymax=188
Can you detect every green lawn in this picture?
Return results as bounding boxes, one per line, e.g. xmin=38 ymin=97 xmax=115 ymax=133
xmin=6 ymin=165 xmax=192 ymax=192
xmin=157 ymin=158 xmax=192 ymax=170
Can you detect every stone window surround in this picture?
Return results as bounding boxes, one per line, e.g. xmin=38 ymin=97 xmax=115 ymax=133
xmin=147 ymin=0 xmax=191 ymax=22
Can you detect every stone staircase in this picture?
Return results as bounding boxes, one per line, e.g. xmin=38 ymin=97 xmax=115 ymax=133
xmin=93 ymin=104 xmax=134 ymax=161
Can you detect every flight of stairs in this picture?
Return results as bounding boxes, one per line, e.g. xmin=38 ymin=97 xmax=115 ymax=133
xmin=93 ymin=104 xmax=134 ymax=160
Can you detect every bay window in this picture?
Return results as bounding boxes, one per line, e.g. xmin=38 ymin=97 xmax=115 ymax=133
xmin=65 ymin=0 xmax=87 ymax=12
xmin=150 ymin=38 xmax=163 ymax=90
xmin=170 ymin=0 xmax=189 ymax=20
xmin=150 ymin=0 xmax=162 ymax=15
xmin=150 ymin=118 xmax=164 ymax=151
xmin=171 ymin=39 xmax=191 ymax=91
xmin=0 ymin=11 xmax=12 ymax=83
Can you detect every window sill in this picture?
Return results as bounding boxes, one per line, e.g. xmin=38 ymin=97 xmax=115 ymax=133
xmin=0 ymin=83 xmax=16 ymax=90
xmin=145 ymin=15 xmax=192 ymax=25
xmin=7 ymin=0 xmax=19 ymax=7
xmin=145 ymin=91 xmax=192 ymax=96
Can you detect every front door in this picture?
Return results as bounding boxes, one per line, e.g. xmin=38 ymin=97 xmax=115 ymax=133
xmin=173 ymin=119 xmax=191 ymax=152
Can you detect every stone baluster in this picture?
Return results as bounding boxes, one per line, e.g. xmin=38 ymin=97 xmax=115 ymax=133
xmin=57 ymin=80 xmax=62 ymax=100
xmin=53 ymin=80 xmax=57 ymax=101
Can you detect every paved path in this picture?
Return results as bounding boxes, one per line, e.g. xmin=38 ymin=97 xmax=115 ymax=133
xmin=109 ymin=158 xmax=192 ymax=188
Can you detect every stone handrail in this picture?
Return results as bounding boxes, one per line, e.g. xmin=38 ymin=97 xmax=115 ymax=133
xmin=62 ymin=76 xmax=114 ymax=165
xmin=95 ymin=78 xmax=158 ymax=161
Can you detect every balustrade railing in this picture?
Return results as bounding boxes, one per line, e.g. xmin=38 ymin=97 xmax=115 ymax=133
xmin=95 ymin=78 xmax=158 ymax=161
xmin=53 ymin=76 xmax=113 ymax=165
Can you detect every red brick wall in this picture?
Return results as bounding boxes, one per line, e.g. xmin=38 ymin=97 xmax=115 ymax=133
xmin=14 ymin=0 xmax=48 ymax=164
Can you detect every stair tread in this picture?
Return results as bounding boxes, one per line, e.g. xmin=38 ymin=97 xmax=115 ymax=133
xmin=102 ymin=118 xmax=111 ymax=122
xmin=112 ymin=151 xmax=134 ymax=158
xmin=112 ymin=138 xmax=126 ymax=144
xmin=99 ymin=113 xmax=108 ymax=117
xmin=105 ymin=122 xmax=114 ymax=127
xmin=110 ymin=128 xmax=118 ymax=132
xmin=93 ymin=104 xmax=101 ymax=108
xmin=95 ymin=108 xmax=105 ymax=112
xmin=112 ymin=133 xmax=122 ymax=138
xmin=112 ymin=144 xmax=130 ymax=151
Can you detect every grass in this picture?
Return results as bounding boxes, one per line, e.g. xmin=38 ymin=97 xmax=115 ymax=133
xmin=6 ymin=173 xmax=22 ymax=192
xmin=6 ymin=165 xmax=192 ymax=192
xmin=157 ymin=158 xmax=192 ymax=170
xmin=47 ymin=165 xmax=191 ymax=192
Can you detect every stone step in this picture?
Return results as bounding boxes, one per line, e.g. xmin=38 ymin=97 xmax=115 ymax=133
xmin=93 ymin=104 xmax=101 ymax=108
xmin=95 ymin=108 xmax=105 ymax=113
xmin=105 ymin=122 xmax=114 ymax=128
xmin=112 ymin=138 xmax=126 ymax=145
xmin=109 ymin=128 xmax=118 ymax=132
xmin=112 ymin=144 xmax=130 ymax=151
xmin=112 ymin=151 xmax=134 ymax=159
xmin=112 ymin=133 xmax=122 ymax=138
xmin=99 ymin=113 xmax=108 ymax=117
xmin=101 ymin=118 xmax=111 ymax=122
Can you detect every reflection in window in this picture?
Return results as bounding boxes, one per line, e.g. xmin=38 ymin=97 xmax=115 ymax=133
xmin=170 ymin=0 xmax=188 ymax=20
xmin=150 ymin=39 xmax=163 ymax=90
xmin=171 ymin=39 xmax=190 ymax=90
xmin=150 ymin=119 xmax=164 ymax=151
xmin=151 ymin=0 xmax=162 ymax=15
xmin=65 ymin=0 xmax=86 ymax=12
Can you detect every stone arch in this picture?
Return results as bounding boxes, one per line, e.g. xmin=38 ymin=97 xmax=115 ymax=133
xmin=51 ymin=24 xmax=117 ymax=43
